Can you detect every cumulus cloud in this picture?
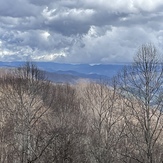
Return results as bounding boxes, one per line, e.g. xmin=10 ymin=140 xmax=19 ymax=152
xmin=0 ymin=0 xmax=163 ymax=63
xmin=0 ymin=0 xmax=40 ymax=17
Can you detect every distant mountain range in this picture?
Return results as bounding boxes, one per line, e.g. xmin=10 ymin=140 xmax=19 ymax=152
xmin=0 ymin=62 xmax=127 ymax=83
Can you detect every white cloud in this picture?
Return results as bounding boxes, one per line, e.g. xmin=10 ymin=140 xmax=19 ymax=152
xmin=82 ymin=0 xmax=163 ymax=12
xmin=0 ymin=0 xmax=163 ymax=63
xmin=0 ymin=0 xmax=40 ymax=17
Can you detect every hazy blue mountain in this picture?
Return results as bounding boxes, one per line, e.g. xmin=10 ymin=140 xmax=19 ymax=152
xmin=0 ymin=62 xmax=127 ymax=83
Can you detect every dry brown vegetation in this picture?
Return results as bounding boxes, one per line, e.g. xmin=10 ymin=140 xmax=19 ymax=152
xmin=0 ymin=44 xmax=163 ymax=163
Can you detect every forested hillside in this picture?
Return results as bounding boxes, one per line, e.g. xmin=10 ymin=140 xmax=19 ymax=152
xmin=0 ymin=44 xmax=163 ymax=163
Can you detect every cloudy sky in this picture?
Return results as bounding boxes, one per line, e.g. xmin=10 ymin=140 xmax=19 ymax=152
xmin=0 ymin=0 xmax=163 ymax=63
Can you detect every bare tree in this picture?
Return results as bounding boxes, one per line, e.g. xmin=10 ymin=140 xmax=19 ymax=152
xmin=0 ymin=62 xmax=55 ymax=163
xmin=80 ymin=80 xmax=125 ymax=163
xmin=43 ymin=83 xmax=88 ymax=163
xmin=0 ymin=63 xmax=89 ymax=163
xmin=118 ymin=43 xmax=163 ymax=163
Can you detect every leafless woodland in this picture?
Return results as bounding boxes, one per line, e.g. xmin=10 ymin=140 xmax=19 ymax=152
xmin=0 ymin=44 xmax=163 ymax=163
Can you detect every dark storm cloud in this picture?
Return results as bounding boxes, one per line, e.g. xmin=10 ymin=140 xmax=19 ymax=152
xmin=0 ymin=0 xmax=163 ymax=63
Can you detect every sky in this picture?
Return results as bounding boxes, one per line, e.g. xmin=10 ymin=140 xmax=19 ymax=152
xmin=0 ymin=0 xmax=163 ymax=63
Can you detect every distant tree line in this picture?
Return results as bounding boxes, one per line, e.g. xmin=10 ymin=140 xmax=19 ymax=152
xmin=0 ymin=43 xmax=163 ymax=163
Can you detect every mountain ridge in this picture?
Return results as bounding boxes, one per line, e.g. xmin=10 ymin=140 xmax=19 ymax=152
xmin=0 ymin=62 xmax=126 ymax=83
